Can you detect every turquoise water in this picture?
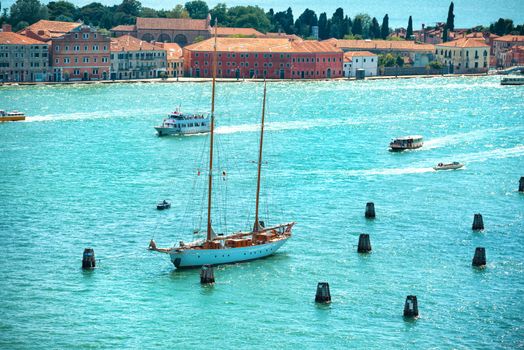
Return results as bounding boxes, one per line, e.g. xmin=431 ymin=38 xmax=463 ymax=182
xmin=1 ymin=77 xmax=523 ymax=349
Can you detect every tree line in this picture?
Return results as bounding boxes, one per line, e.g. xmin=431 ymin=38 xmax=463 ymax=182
xmin=0 ymin=0 xmax=522 ymax=38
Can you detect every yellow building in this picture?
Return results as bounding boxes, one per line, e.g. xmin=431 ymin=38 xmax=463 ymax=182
xmin=435 ymin=37 xmax=489 ymax=74
xmin=155 ymin=42 xmax=183 ymax=77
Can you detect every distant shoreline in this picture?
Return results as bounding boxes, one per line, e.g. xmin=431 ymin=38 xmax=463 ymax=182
xmin=0 ymin=73 xmax=490 ymax=87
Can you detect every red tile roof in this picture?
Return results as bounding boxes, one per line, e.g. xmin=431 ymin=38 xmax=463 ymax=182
xmin=111 ymin=25 xmax=136 ymax=32
xmin=110 ymin=35 xmax=163 ymax=52
xmin=136 ymin=17 xmax=208 ymax=31
xmin=0 ymin=31 xmax=47 ymax=45
xmin=156 ymin=42 xmax=183 ymax=59
xmin=494 ymin=35 xmax=524 ymax=42
xmin=184 ymin=37 xmax=342 ymax=53
xmin=324 ymin=38 xmax=435 ymax=52
xmin=19 ymin=20 xmax=81 ymax=40
xmin=437 ymin=37 xmax=489 ymax=48
xmin=343 ymin=51 xmax=377 ymax=62
xmin=264 ymin=32 xmax=302 ymax=41
xmin=212 ymin=27 xmax=264 ymax=37
xmin=465 ymin=32 xmax=499 ymax=39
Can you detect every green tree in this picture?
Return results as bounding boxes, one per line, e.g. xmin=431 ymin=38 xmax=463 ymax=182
xmin=295 ymin=8 xmax=317 ymax=37
xmin=167 ymin=5 xmax=189 ymax=19
xmin=380 ymin=14 xmax=389 ymax=39
xmin=370 ymin=17 xmax=380 ymax=39
xmin=329 ymin=7 xmax=345 ymax=39
xmin=352 ymin=16 xmax=362 ymax=36
xmin=318 ymin=12 xmax=328 ymax=40
xmin=379 ymin=53 xmax=395 ymax=67
xmin=354 ymin=13 xmax=371 ymax=38
xmin=117 ymin=0 xmax=141 ymax=17
xmin=442 ymin=26 xmax=449 ymax=42
xmin=396 ymin=55 xmax=404 ymax=67
xmin=184 ymin=0 xmax=208 ymax=19
xmin=406 ymin=15 xmax=413 ymax=39
xmin=227 ymin=6 xmax=270 ymax=33
xmin=14 ymin=19 xmax=29 ymax=31
xmin=271 ymin=7 xmax=293 ymax=33
xmin=139 ymin=7 xmax=158 ymax=17
xmin=78 ymin=2 xmax=109 ymax=27
xmin=9 ymin=0 xmax=48 ymax=26
xmin=210 ymin=3 xmax=227 ymax=25
xmin=47 ymin=1 xmax=77 ymax=21
xmin=446 ymin=2 xmax=454 ymax=31
xmin=490 ymin=18 xmax=514 ymax=36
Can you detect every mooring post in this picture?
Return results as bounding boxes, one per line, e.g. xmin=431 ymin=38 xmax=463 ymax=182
xmin=357 ymin=234 xmax=372 ymax=253
xmin=403 ymin=295 xmax=419 ymax=318
xmin=472 ymin=247 xmax=486 ymax=267
xmin=365 ymin=202 xmax=375 ymax=219
xmin=472 ymin=214 xmax=484 ymax=230
xmin=82 ymin=248 xmax=96 ymax=269
xmin=200 ymin=264 xmax=215 ymax=284
xmin=315 ymin=282 xmax=331 ymax=303
xmin=519 ymin=177 xmax=524 ymax=192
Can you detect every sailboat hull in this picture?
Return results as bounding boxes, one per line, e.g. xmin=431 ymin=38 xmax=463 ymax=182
xmin=169 ymin=236 xmax=290 ymax=268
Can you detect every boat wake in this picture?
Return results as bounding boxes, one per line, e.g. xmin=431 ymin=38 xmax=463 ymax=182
xmin=24 ymin=109 xmax=164 ymax=123
xmin=423 ymin=127 xmax=509 ymax=150
xmin=458 ymin=145 xmax=524 ymax=163
xmin=216 ymin=118 xmax=362 ymax=134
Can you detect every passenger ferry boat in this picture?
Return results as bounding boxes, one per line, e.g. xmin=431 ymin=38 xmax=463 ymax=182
xmin=501 ymin=76 xmax=524 ymax=85
xmin=0 ymin=110 xmax=25 ymax=122
xmin=149 ymin=24 xmax=295 ymax=268
xmin=154 ymin=108 xmax=211 ymax=136
xmin=389 ymin=135 xmax=423 ymax=151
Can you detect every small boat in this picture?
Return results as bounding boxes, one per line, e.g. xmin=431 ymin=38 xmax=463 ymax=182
xmin=501 ymin=76 xmax=524 ymax=85
xmin=157 ymin=200 xmax=171 ymax=210
xmin=154 ymin=107 xmax=211 ymax=136
xmin=433 ymin=162 xmax=464 ymax=171
xmin=389 ymin=135 xmax=423 ymax=151
xmin=0 ymin=110 xmax=26 ymax=122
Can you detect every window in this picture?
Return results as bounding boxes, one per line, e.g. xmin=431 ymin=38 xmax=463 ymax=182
xmin=65 ymin=46 xmax=69 ymax=51
xmin=84 ymin=46 xmax=88 ymax=51
xmin=93 ymin=45 xmax=99 ymax=51
xmin=64 ymin=57 xmax=70 ymax=63
xmin=83 ymin=33 xmax=89 ymax=39
xmin=83 ymin=57 xmax=89 ymax=63
xmin=74 ymin=69 xmax=80 ymax=74
xmin=74 ymin=45 xmax=80 ymax=51
xmin=75 ymin=33 xmax=78 ymax=39
xmin=93 ymin=68 xmax=98 ymax=74
xmin=75 ymin=57 xmax=78 ymax=63
xmin=55 ymin=45 xmax=60 ymax=52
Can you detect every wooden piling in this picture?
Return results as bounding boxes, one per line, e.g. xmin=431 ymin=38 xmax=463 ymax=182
xmin=519 ymin=177 xmax=524 ymax=192
xmin=472 ymin=247 xmax=486 ymax=267
xmin=403 ymin=295 xmax=419 ymax=318
xmin=357 ymin=234 xmax=372 ymax=253
xmin=315 ymin=282 xmax=331 ymax=303
xmin=82 ymin=248 xmax=96 ymax=269
xmin=200 ymin=264 xmax=215 ymax=284
xmin=472 ymin=214 xmax=484 ymax=230
xmin=365 ymin=202 xmax=376 ymax=219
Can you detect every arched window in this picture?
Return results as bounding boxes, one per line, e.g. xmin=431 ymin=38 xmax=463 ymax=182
xmin=141 ymin=33 xmax=154 ymax=42
xmin=174 ymin=34 xmax=188 ymax=47
xmin=158 ymin=34 xmax=171 ymax=43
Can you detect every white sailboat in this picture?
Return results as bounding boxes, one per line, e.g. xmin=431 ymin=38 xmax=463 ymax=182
xmin=149 ymin=24 xmax=295 ymax=268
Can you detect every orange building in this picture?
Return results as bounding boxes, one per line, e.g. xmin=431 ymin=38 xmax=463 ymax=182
xmin=51 ymin=24 xmax=111 ymax=81
xmin=156 ymin=42 xmax=183 ymax=77
xmin=183 ymin=37 xmax=343 ymax=79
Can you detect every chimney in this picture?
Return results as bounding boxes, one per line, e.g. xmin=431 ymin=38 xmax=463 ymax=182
xmin=2 ymin=24 xmax=12 ymax=32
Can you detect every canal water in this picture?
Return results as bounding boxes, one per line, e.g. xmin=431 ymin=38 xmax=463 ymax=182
xmin=0 ymin=76 xmax=523 ymax=349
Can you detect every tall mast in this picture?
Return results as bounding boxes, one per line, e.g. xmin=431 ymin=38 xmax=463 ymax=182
xmin=253 ymin=81 xmax=267 ymax=233
xmin=206 ymin=21 xmax=218 ymax=241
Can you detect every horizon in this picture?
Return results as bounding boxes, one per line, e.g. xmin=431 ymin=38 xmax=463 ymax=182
xmin=2 ymin=0 xmax=523 ymax=29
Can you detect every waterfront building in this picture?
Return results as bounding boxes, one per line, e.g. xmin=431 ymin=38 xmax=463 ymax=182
xmin=183 ymin=37 xmax=343 ymax=79
xmin=493 ymin=35 xmax=524 ymax=67
xmin=155 ymin=42 xmax=183 ymax=77
xmin=111 ymin=16 xmax=212 ymax=46
xmin=324 ymin=39 xmax=435 ymax=68
xmin=19 ymin=20 xmax=81 ymax=42
xmin=435 ymin=37 xmax=490 ymax=74
xmin=343 ymin=51 xmax=378 ymax=78
xmin=110 ymin=35 xmax=167 ymax=80
xmin=51 ymin=25 xmax=111 ymax=81
xmin=0 ymin=28 xmax=49 ymax=82
xmin=465 ymin=32 xmax=499 ymax=67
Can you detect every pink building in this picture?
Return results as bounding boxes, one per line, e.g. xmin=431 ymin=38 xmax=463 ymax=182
xmin=51 ymin=25 xmax=111 ymax=81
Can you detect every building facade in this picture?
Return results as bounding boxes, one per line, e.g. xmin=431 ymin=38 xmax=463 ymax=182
xmin=110 ymin=35 xmax=167 ymax=79
xmin=183 ymin=37 xmax=343 ymax=79
xmin=493 ymin=35 xmax=524 ymax=67
xmin=111 ymin=16 xmax=212 ymax=46
xmin=343 ymin=51 xmax=378 ymax=77
xmin=435 ymin=37 xmax=490 ymax=74
xmin=51 ymin=25 xmax=111 ymax=81
xmin=324 ymin=39 xmax=435 ymax=68
xmin=156 ymin=42 xmax=183 ymax=77
xmin=0 ymin=30 xmax=49 ymax=82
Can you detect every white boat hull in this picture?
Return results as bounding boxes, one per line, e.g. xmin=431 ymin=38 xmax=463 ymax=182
xmin=155 ymin=126 xmax=210 ymax=136
xmin=169 ymin=237 xmax=290 ymax=268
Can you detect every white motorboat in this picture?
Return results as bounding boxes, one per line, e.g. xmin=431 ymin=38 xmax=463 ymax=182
xmin=433 ymin=161 xmax=464 ymax=171
xmin=154 ymin=107 xmax=211 ymax=136
xmin=501 ymin=76 xmax=524 ymax=86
